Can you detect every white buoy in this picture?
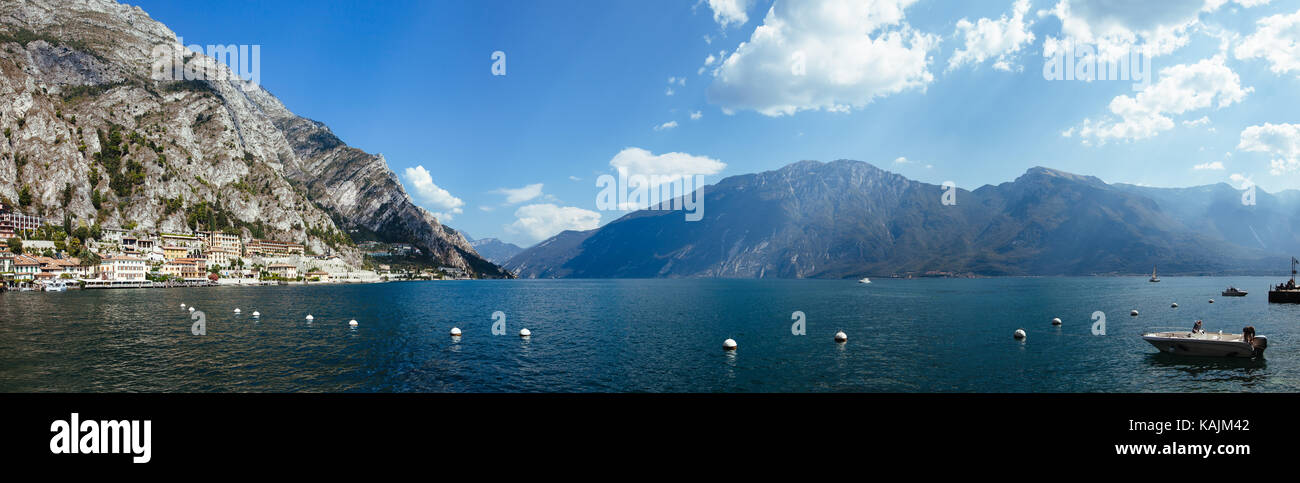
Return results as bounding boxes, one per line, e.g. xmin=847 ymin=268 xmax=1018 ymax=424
xmin=1014 ymin=329 xmax=1026 ymax=339
xmin=1130 ymin=309 xmax=1139 ymax=316
xmin=1051 ymin=317 xmax=1062 ymax=326
xmin=188 ymin=307 xmax=195 ymax=313
xmin=1171 ymin=303 xmax=1178 ymax=308
xmin=450 ymin=327 xmax=462 ymax=337
xmin=234 ymin=308 xmax=241 ymax=314
xmin=305 ymin=314 xmax=314 ymax=321
xmin=349 ymin=319 xmax=358 ymax=327
xmin=723 ymin=338 xmax=738 ymax=350
xmin=1209 ymin=299 xmax=1215 ymax=304
xmin=834 ymin=331 xmax=848 ymax=343
xmin=519 ymin=328 xmax=531 ymax=338
xmin=180 ymin=303 xmax=186 ymax=308
xmin=252 ymin=311 xmax=260 ymax=318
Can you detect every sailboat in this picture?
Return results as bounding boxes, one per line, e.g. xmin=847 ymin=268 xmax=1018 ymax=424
xmin=1149 ymin=264 xmax=1160 ymax=283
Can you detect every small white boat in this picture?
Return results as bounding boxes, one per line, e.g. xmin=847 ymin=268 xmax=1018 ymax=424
xmin=858 ymin=277 xmax=871 ymax=284
xmin=1148 ymin=264 xmax=1160 ymax=282
xmin=43 ymin=281 xmax=68 ymax=292
xmin=1142 ymin=329 xmax=1266 ymax=358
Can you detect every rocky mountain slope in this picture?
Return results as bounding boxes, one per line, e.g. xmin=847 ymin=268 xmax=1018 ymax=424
xmin=0 ymin=0 xmax=505 ymax=276
xmin=505 ymin=160 xmax=1283 ymax=278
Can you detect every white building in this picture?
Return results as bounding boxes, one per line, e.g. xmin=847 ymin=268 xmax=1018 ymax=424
xmin=98 ymin=256 xmax=147 ymax=281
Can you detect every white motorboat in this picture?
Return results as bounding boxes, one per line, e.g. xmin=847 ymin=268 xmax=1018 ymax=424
xmin=1141 ymin=329 xmax=1266 ymax=358
xmin=43 ymin=280 xmax=68 ymax=292
xmin=858 ymin=277 xmax=871 ymax=284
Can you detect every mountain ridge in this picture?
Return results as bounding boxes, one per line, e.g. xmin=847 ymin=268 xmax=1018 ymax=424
xmin=505 ymin=160 xmax=1289 ymax=278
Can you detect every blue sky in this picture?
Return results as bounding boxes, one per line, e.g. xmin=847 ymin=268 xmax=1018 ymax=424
xmin=130 ymin=0 xmax=1300 ymax=246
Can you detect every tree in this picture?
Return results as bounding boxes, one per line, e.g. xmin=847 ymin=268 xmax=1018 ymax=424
xmin=18 ymin=184 xmax=32 ymax=206
xmin=6 ymin=237 xmax=21 ymax=255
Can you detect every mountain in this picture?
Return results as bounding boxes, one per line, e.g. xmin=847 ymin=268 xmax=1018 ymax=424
xmin=505 ymin=160 xmax=1284 ymax=278
xmin=1113 ymin=183 xmax=1300 ymax=256
xmin=0 ymin=0 xmax=506 ymax=276
xmin=467 ymin=237 xmax=525 ymax=265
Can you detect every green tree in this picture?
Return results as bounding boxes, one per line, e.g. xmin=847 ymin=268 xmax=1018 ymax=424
xmin=18 ymin=184 xmax=32 ymax=206
xmin=6 ymin=237 xmax=22 ymax=255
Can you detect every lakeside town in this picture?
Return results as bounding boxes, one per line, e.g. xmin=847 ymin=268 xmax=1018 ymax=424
xmin=0 ymin=202 xmax=472 ymax=291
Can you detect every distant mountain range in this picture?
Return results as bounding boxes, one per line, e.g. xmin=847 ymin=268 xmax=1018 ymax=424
xmin=467 ymin=237 xmax=525 ymax=265
xmin=505 ymin=160 xmax=1298 ymax=278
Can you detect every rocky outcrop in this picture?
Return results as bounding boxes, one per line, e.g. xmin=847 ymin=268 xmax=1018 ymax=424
xmin=0 ymin=0 xmax=505 ymax=276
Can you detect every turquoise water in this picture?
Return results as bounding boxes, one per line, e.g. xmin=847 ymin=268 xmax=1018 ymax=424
xmin=1 ymin=277 xmax=1297 ymax=392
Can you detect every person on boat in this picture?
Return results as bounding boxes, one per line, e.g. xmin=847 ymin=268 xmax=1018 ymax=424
xmin=1242 ymin=326 xmax=1255 ymax=342
xmin=1192 ymin=320 xmax=1204 ymax=334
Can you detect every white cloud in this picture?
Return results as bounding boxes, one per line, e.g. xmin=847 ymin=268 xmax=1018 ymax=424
xmin=505 ymin=204 xmax=601 ymax=241
xmin=948 ymin=0 xmax=1036 ymax=72
xmin=1192 ymin=161 xmax=1224 ymax=170
xmin=568 ymin=175 xmax=581 ymax=181
xmin=493 ymin=183 xmax=544 ymax=204
xmin=1068 ymin=56 xmax=1250 ymax=144
xmin=665 ymin=87 xmax=675 ymax=96
xmin=690 ymin=110 xmax=703 ymax=120
xmin=1234 ymin=8 xmax=1300 ymax=77
xmin=1182 ymin=116 xmax=1211 ymax=127
xmin=893 ymin=156 xmax=912 ymax=164
xmin=707 ymin=0 xmax=938 ymax=117
xmin=1238 ymin=123 xmax=1300 ymax=174
xmin=609 ymin=147 xmax=726 ymax=185
xmin=1041 ymin=0 xmax=1218 ymax=61
xmin=402 ymin=165 xmax=464 ymax=221
xmin=706 ymin=0 xmax=751 ymax=29
xmin=654 ymin=121 xmax=679 ymax=131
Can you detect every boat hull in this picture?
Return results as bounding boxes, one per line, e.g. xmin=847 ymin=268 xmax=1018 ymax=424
xmin=1268 ymin=290 xmax=1300 ymax=303
xmin=1142 ymin=333 xmax=1266 ymax=358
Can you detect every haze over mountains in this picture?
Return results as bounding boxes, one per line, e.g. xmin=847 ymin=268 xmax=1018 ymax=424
xmin=506 ymin=160 xmax=1296 ymax=279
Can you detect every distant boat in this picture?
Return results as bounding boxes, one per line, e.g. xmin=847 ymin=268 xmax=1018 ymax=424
xmin=1268 ymin=257 xmax=1300 ymax=303
xmin=858 ymin=277 xmax=871 ymax=284
xmin=44 ymin=280 xmax=68 ymax=292
xmin=1148 ymin=264 xmax=1160 ymax=283
xmin=1142 ymin=328 xmax=1266 ymax=358
xmin=1221 ymin=287 xmax=1247 ymax=297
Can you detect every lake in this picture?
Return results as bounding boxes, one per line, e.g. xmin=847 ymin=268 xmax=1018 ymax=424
xmin=1 ymin=277 xmax=1297 ymax=392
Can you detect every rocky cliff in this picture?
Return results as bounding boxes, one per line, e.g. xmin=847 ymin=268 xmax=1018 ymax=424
xmin=0 ymin=0 xmax=505 ymax=276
